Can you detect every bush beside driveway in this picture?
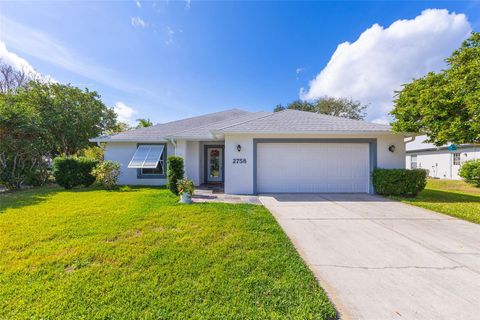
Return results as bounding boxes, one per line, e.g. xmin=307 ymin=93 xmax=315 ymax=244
xmin=0 ymin=186 xmax=336 ymax=319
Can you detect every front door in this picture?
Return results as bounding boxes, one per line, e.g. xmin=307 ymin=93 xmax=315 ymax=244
xmin=206 ymin=146 xmax=223 ymax=183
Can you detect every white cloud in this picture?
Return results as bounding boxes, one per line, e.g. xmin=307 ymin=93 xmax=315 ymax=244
xmin=0 ymin=41 xmax=56 ymax=82
xmin=135 ymin=0 xmax=141 ymax=8
xmin=300 ymin=9 xmax=471 ymax=122
xmin=185 ymin=0 xmax=191 ymax=10
xmin=0 ymin=41 xmax=37 ymax=75
xmin=113 ymin=102 xmax=138 ymax=123
xmin=131 ymin=16 xmax=146 ymax=28
xmin=296 ymin=67 xmax=304 ymax=80
xmin=165 ymin=26 xmax=175 ymax=45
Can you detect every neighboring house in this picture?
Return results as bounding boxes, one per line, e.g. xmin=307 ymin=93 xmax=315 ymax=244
xmin=406 ymin=135 xmax=480 ymax=179
xmin=90 ymin=109 xmax=406 ymax=194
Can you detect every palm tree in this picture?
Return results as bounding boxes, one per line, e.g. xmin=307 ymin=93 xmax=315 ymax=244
xmin=136 ymin=118 xmax=153 ymax=128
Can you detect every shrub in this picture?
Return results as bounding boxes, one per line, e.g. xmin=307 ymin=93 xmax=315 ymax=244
xmin=92 ymin=161 xmax=121 ymax=190
xmin=79 ymin=146 xmax=104 ymax=162
xmin=167 ymin=156 xmax=184 ymax=195
xmin=23 ymin=161 xmax=52 ymax=187
xmin=459 ymin=159 xmax=480 ymax=186
xmin=53 ymin=156 xmax=98 ymax=189
xmin=372 ymin=168 xmax=427 ymax=197
xmin=177 ymin=178 xmax=195 ymax=195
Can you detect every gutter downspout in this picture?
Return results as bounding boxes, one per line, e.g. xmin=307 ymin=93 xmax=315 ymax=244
xmin=404 ymin=135 xmax=416 ymax=144
xmin=168 ymin=138 xmax=177 ymax=155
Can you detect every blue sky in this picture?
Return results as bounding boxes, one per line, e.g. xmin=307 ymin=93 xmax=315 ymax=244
xmin=0 ymin=1 xmax=479 ymax=124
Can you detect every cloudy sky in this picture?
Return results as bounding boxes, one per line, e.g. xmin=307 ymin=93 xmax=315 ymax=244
xmin=0 ymin=1 xmax=479 ymax=124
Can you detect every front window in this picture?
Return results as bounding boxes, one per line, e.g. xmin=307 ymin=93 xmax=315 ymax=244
xmin=453 ymin=153 xmax=460 ymax=165
xmin=127 ymin=144 xmax=166 ymax=178
xmin=141 ymin=157 xmax=165 ymax=175
xmin=411 ymin=155 xmax=417 ymax=169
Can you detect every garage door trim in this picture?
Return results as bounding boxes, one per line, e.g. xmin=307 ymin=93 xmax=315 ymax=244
xmin=253 ymin=138 xmax=377 ymax=194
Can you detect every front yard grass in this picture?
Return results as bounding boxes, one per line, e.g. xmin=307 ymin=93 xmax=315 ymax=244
xmin=392 ymin=179 xmax=480 ymax=224
xmin=0 ymin=186 xmax=336 ymax=319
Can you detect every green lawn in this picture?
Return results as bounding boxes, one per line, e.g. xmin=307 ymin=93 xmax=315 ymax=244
xmin=0 ymin=186 xmax=335 ymax=319
xmin=393 ymin=179 xmax=480 ymax=224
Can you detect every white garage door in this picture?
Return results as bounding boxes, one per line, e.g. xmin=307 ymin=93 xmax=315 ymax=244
xmin=257 ymin=143 xmax=370 ymax=193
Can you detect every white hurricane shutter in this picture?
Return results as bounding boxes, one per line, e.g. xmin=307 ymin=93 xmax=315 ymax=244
xmin=257 ymin=143 xmax=370 ymax=193
xmin=128 ymin=145 xmax=164 ymax=169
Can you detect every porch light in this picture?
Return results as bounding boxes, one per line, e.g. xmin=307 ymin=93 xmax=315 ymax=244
xmin=237 ymin=144 xmax=242 ymax=152
xmin=388 ymin=145 xmax=395 ymax=153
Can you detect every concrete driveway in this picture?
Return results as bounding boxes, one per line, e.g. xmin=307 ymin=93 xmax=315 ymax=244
xmin=260 ymin=194 xmax=480 ymax=320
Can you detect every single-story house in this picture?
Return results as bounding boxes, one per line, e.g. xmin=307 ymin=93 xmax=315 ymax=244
xmin=90 ymin=109 xmax=407 ymax=194
xmin=406 ymin=135 xmax=480 ymax=179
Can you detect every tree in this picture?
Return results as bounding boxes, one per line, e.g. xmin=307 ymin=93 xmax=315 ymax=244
xmin=0 ymin=92 xmax=49 ymax=189
xmin=136 ymin=118 xmax=153 ymax=128
xmin=107 ymin=121 xmax=131 ymax=134
xmin=314 ymin=97 xmax=366 ymax=120
xmin=0 ymin=61 xmax=34 ymax=94
xmin=24 ymin=82 xmax=117 ymax=155
xmin=391 ymin=32 xmax=480 ymax=146
xmin=274 ymin=97 xmax=367 ymax=120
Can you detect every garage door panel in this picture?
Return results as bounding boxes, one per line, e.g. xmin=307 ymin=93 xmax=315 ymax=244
xmin=257 ymin=143 xmax=370 ymax=193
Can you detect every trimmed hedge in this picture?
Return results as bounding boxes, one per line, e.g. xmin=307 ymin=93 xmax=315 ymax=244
xmin=53 ymin=156 xmax=98 ymax=189
xmin=459 ymin=159 xmax=480 ymax=186
xmin=167 ymin=156 xmax=184 ymax=195
xmin=372 ymin=168 xmax=427 ymax=197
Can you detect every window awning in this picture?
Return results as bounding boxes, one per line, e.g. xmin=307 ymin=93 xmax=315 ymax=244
xmin=128 ymin=145 xmax=165 ymax=169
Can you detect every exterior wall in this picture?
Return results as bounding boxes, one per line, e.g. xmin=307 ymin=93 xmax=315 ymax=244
xmin=225 ymin=136 xmax=254 ymax=194
xmin=224 ymin=133 xmax=405 ymax=195
xmin=104 ymin=142 xmax=174 ymax=185
xmin=104 ymin=140 xmax=225 ymax=187
xmin=406 ymin=147 xmax=479 ymax=179
xmin=185 ymin=141 xmax=201 ymax=186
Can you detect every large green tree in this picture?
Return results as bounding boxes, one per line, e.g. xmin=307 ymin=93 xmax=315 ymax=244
xmin=0 ymin=81 xmax=117 ymax=189
xmin=27 ymin=82 xmax=118 ymax=155
xmin=274 ymin=96 xmax=367 ymax=120
xmin=391 ymin=32 xmax=480 ymax=145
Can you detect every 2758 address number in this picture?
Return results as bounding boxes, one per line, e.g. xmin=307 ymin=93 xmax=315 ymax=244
xmin=232 ymin=158 xmax=247 ymax=164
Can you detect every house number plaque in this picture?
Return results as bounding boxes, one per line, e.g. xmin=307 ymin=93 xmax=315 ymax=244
xmin=232 ymin=158 xmax=247 ymax=164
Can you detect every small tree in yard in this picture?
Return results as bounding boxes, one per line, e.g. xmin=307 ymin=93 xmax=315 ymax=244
xmin=92 ymin=161 xmax=121 ymax=190
xmin=167 ymin=156 xmax=184 ymax=195
xmin=459 ymin=159 xmax=480 ymax=187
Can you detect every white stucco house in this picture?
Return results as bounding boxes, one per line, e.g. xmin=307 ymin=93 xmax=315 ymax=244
xmin=90 ymin=109 xmax=407 ymax=194
xmin=406 ymin=135 xmax=480 ymax=180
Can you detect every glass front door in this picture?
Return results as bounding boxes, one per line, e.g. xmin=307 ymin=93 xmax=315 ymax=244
xmin=206 ymin=147 xmax=223 ymax=183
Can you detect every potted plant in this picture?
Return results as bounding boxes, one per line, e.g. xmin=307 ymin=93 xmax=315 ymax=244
xmin=177 ymin=178 xmax=195 ymax=204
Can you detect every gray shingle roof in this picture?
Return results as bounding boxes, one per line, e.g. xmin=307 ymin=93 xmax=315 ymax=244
xmin=91 ymin=108 xmax=251 ymax=142
xmin=214 ymin=109 xmax=392 ymax=133
xmin=169 ymin=111 xmax=271 ymax=139
xmin=91 ymin=109 xmax=394 ymax=143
